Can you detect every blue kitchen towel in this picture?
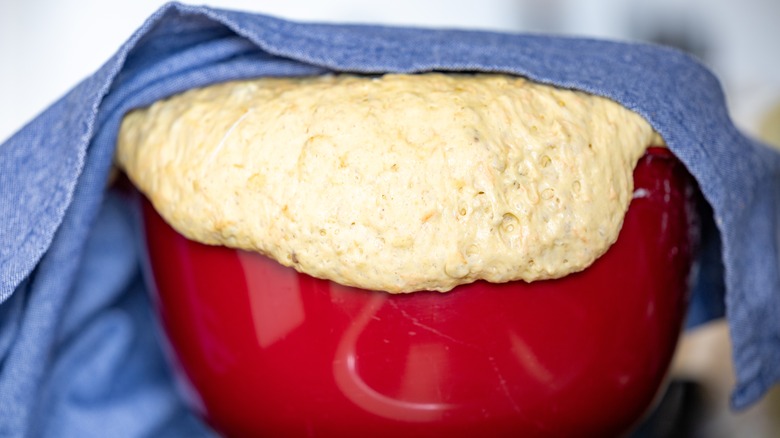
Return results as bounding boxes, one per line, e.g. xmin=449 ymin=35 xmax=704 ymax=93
xmin=1 ymin=2 xmax=778 ymax=436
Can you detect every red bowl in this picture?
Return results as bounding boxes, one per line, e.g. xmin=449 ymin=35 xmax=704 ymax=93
xmin=139 ymin=147 xmax=699 ymax=437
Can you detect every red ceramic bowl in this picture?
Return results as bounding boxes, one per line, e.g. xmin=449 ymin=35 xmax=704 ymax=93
xmin=139 ymin=147 xmax=699 ymax=437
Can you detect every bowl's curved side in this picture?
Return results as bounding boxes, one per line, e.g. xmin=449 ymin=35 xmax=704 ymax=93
xmin=140 ymin=147 xmax=699 ymax=437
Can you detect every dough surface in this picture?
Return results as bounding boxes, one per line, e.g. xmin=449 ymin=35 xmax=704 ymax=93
xmin=117 ymin=73 xmax=657 ymax=292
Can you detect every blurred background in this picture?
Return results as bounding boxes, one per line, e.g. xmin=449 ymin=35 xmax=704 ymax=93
xmin=2 ymin=1 xmax=779 ymax=436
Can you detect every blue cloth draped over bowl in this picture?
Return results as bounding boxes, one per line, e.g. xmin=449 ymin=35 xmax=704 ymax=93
xmin=1 ymin=2 xmax=778 ymax=436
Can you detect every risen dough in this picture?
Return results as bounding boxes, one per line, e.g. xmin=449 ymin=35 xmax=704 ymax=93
xmin=117 ymin=73 xmax=657 ymax=292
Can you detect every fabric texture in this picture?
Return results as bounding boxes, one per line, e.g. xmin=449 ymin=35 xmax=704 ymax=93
xmin=1 ymin=2 xmax=778 ymax=436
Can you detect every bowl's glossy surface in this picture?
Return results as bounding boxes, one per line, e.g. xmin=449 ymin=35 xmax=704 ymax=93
xmin=140 ymin=147 xmax=699 ymax=437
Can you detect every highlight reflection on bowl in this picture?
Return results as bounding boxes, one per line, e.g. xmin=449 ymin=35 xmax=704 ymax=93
xmin=139 ymin=147 xmax=699 ymax=437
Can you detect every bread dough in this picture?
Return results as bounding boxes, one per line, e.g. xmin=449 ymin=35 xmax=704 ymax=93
xmin=117 ymin=73 xmax=658 ymax=292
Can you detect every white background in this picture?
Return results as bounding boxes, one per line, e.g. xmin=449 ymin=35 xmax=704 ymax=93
xmin=2 ymin=0 xmax=779 ymax=142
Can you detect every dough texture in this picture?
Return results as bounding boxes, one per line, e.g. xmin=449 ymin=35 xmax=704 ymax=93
xmin=117 ymin=73 xmax=657 ymax=292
